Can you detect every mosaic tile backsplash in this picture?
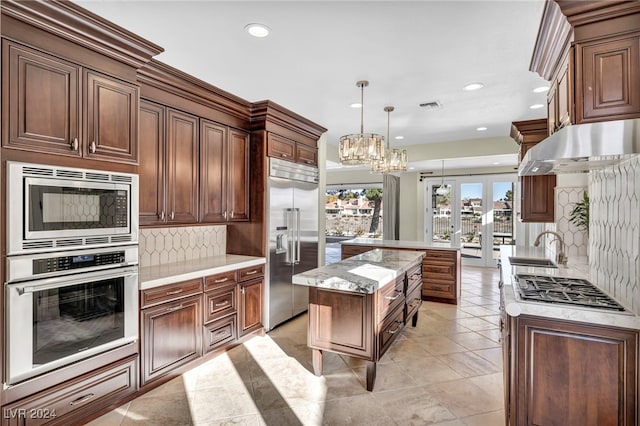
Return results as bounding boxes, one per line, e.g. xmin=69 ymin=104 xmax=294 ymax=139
xmin=555 ymin=187 xmax=589 ymax=258
xmin=139 ymin=225 xmax=226 ymax=267
xmin=590 ymin=155 xmax=640 ymax=314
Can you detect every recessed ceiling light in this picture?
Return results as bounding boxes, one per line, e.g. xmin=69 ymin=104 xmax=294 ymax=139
xmin=394 ymin=136 xmax=404 ymax=140
xmin=529 ymin=103 xmax=545 ymax=109
xmin=476 ymin=127 xmax=487 ymax=131
xmin=533 ymin=86 xmax=549 ymax=93
xmin=492 ymin=162 xmax=500 ymax=165
xmin=349 ymin=103 xmax=362 ymax=108
xmin=245 ymin=23 xmax=270 ymax=38
xmin=409 ymin=167 xmax=415 ymax=170
xmin=463 ymin=82 xmax=484 ymax=91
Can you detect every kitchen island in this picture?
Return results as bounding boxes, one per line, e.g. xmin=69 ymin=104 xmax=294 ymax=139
xmin=340 ymin=238 xmax=462 ymax=304
xmin=292 ymin=249 xmax=424 ymax=391
xmin=499 ymin=246 xmax=640 ymax=426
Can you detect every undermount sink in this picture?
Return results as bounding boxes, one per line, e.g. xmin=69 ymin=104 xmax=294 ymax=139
xmin=508 ymin=256 xmax=558 ymax=268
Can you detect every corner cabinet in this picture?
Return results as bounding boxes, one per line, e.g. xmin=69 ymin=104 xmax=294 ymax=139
xmin=511 ymin=119 xmax=555 ymax=223
xmin=200 ymin=120 xmax=250 ymax=223
xmin=2 ymin=40 xmax=138 ymax=164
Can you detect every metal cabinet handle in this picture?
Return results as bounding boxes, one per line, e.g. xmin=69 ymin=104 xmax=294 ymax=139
xmin=245 ymin=270 xmax=258 ymax=276
xmin=241 ymin=287 xmax=245 ymax=295
xmin=70 ymin=393 xmax=95 ymax=406
xmin=160 ymin=211 xmax=165 ymax=221
xmin=282 ymin=153 xmax=288 ymax=158
xmin=90 ymin=141 xmax=96 ymax=153
xmin=165 ymin=304 xmax=184 ymax=313
xmin=384 ymin=291 xmax=402 ymax=301
xmin=170 ymin=211 xmax=175 ymax=220
xmin=214 ymin=278 xmax=229 ymax=283
xmin=214 ymin=301 xmax=229 ymax=307
xmin=230 ymin=211 xmax=234 ymax=219
xmin=166 ymin=289 xmax=183 ymax=295
xmin=223 ymin=211 xmax=227 ymax=219
xmin=387 ymin=320 xmax=403 ymax=335
xmin=70 ymin=138 xmax=79 ymax=151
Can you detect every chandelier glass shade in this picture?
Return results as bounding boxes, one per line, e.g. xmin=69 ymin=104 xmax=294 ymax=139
xmin=339 ymin=81 xmax=386 ymax=166
xmin=436 ymin=159 xmax=450 ymax=195
xmin=371 ymin=106 xmax=408 ymax=174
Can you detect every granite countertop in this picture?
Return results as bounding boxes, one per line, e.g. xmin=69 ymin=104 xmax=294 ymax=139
xmin=499 ymin=246 xmax=639 ymax=329
xmin=139 ymin=254 xmax=266 ymax=290
xmin=340 ymin=238 xmax=460 ymax=251
xmin=292 ymin=248 xmax=425 ymax=294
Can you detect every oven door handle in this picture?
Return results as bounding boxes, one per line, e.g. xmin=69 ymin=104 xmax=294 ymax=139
xmin=11 ymin=268 xmax=138 ymax=296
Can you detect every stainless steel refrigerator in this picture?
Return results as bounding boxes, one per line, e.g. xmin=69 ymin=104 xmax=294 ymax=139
xmin=265 ymin=157 xmax=319 ymax=330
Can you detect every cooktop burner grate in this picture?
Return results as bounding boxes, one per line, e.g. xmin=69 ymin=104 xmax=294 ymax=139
xmin=514 ymin=274 xmax=626 ymax=311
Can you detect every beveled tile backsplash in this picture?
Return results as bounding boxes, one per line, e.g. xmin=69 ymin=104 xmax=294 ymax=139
xmin=590 ymin=156 xmax=640 ymax=314
xmin=139 ymin=225 xmax=226 ymax=267
xmin=555 ymin=187 xmax=589 ymax=257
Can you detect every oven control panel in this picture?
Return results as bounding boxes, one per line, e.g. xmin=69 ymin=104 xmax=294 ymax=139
xmin=33 ymin=251 xmax=126 ymax=274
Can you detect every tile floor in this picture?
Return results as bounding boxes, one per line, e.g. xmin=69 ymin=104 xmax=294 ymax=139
xmin=89 ymin=266 xmax=503 ymax=426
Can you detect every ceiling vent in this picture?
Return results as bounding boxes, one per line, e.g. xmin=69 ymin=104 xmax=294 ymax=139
xmin=419 ymin=101 xmax=442 ymax=110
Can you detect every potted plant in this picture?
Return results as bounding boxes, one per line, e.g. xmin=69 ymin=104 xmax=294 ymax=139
xmin=569 ymin=192 xmax=589 ymax=233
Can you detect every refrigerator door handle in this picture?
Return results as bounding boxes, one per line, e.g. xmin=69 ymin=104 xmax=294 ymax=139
xmin=294 ymin=208 xmax=301 ymax=264
xmin=285 ymin=208 xmax=294 ymax=265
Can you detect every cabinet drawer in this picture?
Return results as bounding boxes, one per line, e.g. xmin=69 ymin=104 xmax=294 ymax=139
xmin=141 ymin=278 xmax=203 ymax=308
xmin=377 ymin=276 xmax=404 ymax=320
xmin=422 ymin=261 xmax=455 ymax=279
xmin=425 ymin=250 xmax=457 ymax=260
xmin=238 ymin=264 xmax=264 ymax=281
xmin=2 ymin=356 xmax=137 ymax=426
xmin=296 ymin=144 xmax=318 ymax=167
xmin=204 ymin=315 xmax=237 ymax=353
xmin=341 ymin=245 xmax=371 ymax=259
xmin=378 ymin=304 xmax=404 ymax=357
xmin=204 ymin=270 xmax=237 ymax=292
xmin=204 ymin=284 xmax=237 ymax=323
xmin=407 ymin=265 xmax=422 ymax=293
xmin=423 ymin=280 xmax=454 ymax=298
xmin=267 ymin=133 xmax=295 ymax=161
xmin=405 ymin=285 xmax=422 ymax=321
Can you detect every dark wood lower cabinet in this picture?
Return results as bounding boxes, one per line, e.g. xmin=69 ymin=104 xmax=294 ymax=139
xmin=238 ymin=278 xmax=264 ymax=337
xmin=1 ymin=356 xmax=137 ymax=426
xmin=504 ymin=313 xmax=638 ymax=426
xmin=141 ymin=295 xmax=203 ymax=385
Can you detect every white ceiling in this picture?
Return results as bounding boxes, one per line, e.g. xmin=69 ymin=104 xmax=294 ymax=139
xmin=76 ymin=0 xmax=548 ymax=172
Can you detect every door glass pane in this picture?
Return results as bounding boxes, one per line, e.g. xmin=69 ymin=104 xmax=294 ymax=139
xmin=460 ymin=183 xmax=482 ymax=259
xmin=492 ymin=182 xmax=515 ymax=260
xmin=431 ymin=184 xmax=452 ymax=243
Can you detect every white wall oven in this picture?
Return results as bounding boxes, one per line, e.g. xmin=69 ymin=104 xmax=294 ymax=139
xmin=6 ymin=161 xmax=138 ymax=255
xmin=5 ymin=246 xmax=139 ymax=385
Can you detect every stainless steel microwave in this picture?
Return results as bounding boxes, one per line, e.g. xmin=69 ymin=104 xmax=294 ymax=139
xmin=6 ymin=161 xmax=139 ymax=255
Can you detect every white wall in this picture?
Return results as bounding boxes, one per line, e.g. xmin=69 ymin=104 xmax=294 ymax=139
xmin=317 ymin=133 xmax=327 ymax=266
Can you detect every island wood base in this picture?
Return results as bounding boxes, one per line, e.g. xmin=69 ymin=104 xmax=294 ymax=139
xmin=306 ymin=261 xmax=422 ymax=391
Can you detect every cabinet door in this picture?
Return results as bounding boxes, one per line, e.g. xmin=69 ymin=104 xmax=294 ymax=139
xmin=166 ymin=109 xmax=199 ymax=223
xmin=200 ymin=119 xmax=227 ymax=222
xmin=267 ymin=133 xmax=295 ymax=161
xmin=238 ymin=278 xmax=263 ymax=337
xmin=141 ymin=295 xmax=202 ymax=385
xmin=85 ymin=70 xmax=138 ymax=164
xmin=228 ymin=129 xmax=250 ymax=221
xmin=296 ymin=143 xmax=318 ymax=167
xmin=3 ymin=40 xmax=80 ymax=156
xmin=577 ymin=34 xmax=640 ymax=122
xmin=139 ymin=100 xmax=166 ymax=226
xmin=556 ymin=49 xmax=573 ymax=129
xmin=546 ymin=83 xmax=558 ymax=136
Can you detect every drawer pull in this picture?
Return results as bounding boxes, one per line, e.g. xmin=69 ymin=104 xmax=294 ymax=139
xmin=214 ymin=278 xmax=229 ymax=283
xmin=166 ymin=304 xmax=184 ymax=313
xmin=384 ymin=291 xmax=402 ymax=301
xmin=70 ymin=393 xmax=95 ymax=406
xmin=166 ymin=289 xmax=183 ymax=295
xmin=387 ymin=320 xmax=403 ymax=335
xmin=215 ymin=301 xmax=229 ymax=307
xmin=214 ymin=330 xmax=230 ymax=338
xmin=245 ymin=270 xmax=258 ymax=276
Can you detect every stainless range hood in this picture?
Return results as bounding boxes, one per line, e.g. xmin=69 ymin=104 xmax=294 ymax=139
xmin=518 ymin=118 xmax=640 ymax=175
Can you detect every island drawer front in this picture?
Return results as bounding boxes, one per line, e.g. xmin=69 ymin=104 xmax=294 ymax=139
xmin=378 ymin=304 xmax=405 ymax=357
xmin=407 ymin=265 xmax=422 ymax=293
xmin=238 ymin=264 xmax=265 ymax=282
xmin=141 ymin=278 xmax=204 ymax=308
xmin=423 ymin=280 xmax=453 ymax=298
xmin=204 ymin=283 xmax=237 ymax=323
xmin=204 ymin=271 xmax=237 ymax=291
xmin=425 ymin=250 xmax=457 ymax=260
xmin=341 ymin=245 xmax=371 ymax=259
xmin=204 ymin=315 xmax=237 ymax=353
xmin=422 ymin=261 xmax=455 ymax=279
xmin=2 ymin=355 xmax=137 ymax=426
xmin=377 ymin=276 xmax=405 ymax=320
xmin=405 ymin=285 xmax=422 ymax=320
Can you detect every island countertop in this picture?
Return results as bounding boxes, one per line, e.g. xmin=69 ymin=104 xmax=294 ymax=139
xmin=292 ymin=248 xmax=425 ymax=294
xmin=339 ymin=238 xmax=460 ymax=251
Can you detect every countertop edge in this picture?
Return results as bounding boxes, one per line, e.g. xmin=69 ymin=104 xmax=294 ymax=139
xmin=339 ymin=238 xmax=460 ymax=251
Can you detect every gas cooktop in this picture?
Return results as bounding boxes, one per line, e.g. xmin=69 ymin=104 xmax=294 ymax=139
xmin=514 ymin=274 xmax=626 ymax=312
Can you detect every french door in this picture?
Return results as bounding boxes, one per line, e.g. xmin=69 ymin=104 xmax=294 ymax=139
xmin=424 ymin=174 xmax=519 ymax=267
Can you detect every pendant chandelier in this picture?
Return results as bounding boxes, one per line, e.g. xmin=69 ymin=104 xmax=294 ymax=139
xmin=371 ymin=106 xmax=408 ymax=174
xmin=436 ymin=159 xmax=450 ymax=195
xmin=339 ymin=81 xmax=385 ymax=166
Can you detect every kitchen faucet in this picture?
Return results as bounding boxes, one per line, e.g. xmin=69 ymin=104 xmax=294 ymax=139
xmin=534 ymin=231 xmax=568 ymax=265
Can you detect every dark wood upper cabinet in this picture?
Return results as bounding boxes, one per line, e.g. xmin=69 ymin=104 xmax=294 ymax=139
xmin=266 ymin=132 xmax=319 ymax=167
xmin=227 ymin=129 xmax=250 ymax=221
xmin=511 ymin=119 xmax=555 ymax=223
xmin=139 ymin=100 xmax=166 ymax=226
xmin=2 ymin=40 xmax=139 ymax=164
xmin=3 ymin=40 xmax=80 ymax=155
xmin=166 ymin=108 xmax=199 ymax=224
